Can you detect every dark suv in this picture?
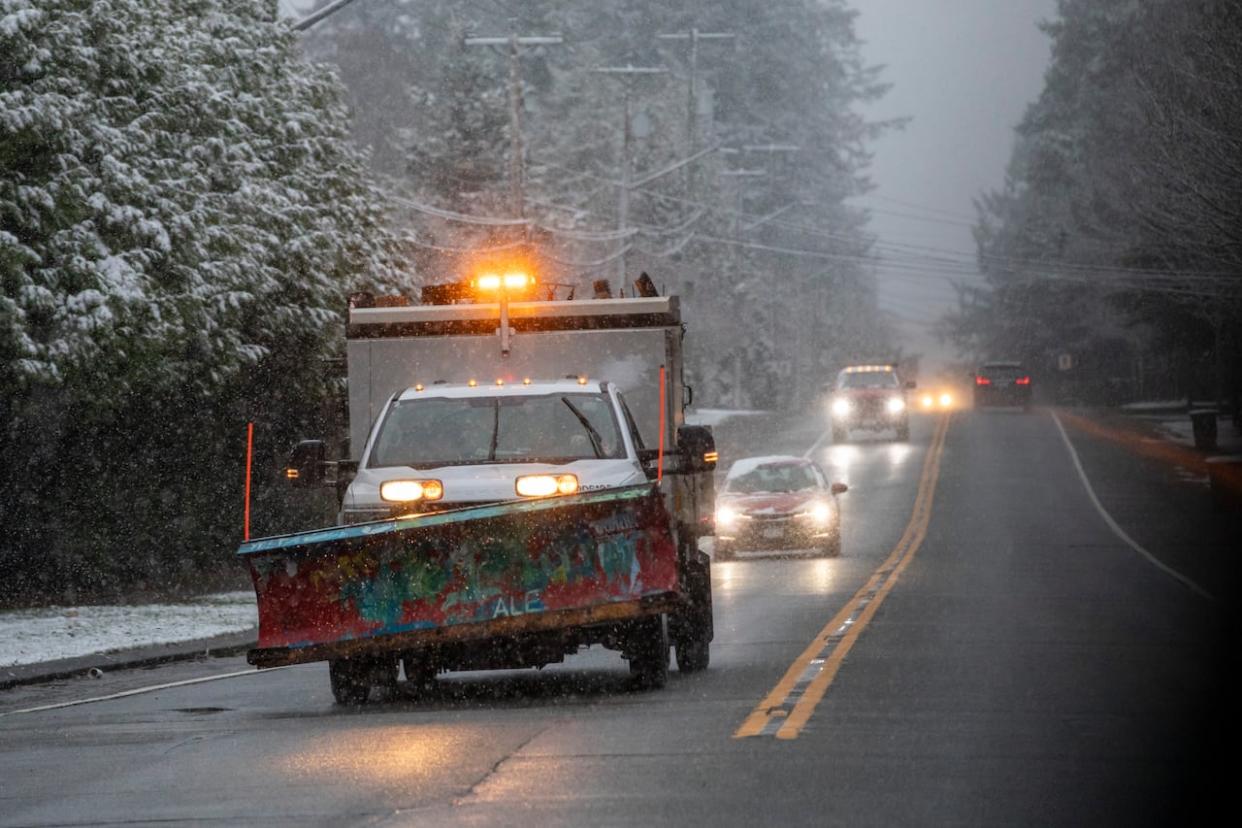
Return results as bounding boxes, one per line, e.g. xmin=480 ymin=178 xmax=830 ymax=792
xmin=974 ymin=361 xmax=1032 ymax=410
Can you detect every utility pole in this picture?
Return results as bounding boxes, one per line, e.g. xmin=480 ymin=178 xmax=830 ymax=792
xmin=465 ymin=33 xmax=564 ymax=219
xmin=719 ymin=167 xmax=766 ymax=409
xmin=655 ymin=29 xmax=735 ymax=191
xmin=592 ymin=65 xmax=668 ymax=283
xmin=735 ymin=144 xmax=799 ymax=391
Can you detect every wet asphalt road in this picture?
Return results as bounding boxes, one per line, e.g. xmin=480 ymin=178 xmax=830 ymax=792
xmin=0 ymin=409 xmax=1233 ymax=826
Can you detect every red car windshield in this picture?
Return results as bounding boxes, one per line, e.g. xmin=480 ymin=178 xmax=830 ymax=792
xmin=726 ymin=464 xmax=820 ymax=494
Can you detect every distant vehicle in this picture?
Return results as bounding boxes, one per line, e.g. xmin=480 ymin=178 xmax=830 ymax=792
xmin=916 ymin=375 xmax=963 ymax=412
xmin=714 ymin=456 xmax=848 ymax=559
xmin=918 ymin=387 xmax=958 ymax=411
xmin=828 ymin=364 xmax=913 ymax=442
xmin=974 ymin=361 xmax=1032 ymax=410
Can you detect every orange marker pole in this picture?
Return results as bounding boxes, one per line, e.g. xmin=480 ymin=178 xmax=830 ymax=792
xmin=243 ymin=422 xmax=254 ymax=541
xmin=657 ymin=366 xmax=666 ymax=482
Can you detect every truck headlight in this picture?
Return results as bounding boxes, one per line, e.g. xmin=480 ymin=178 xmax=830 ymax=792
xmin=886 ymin=397 xmax=905 ymax=414
xmin=938 ymin=392 xmax=953 ymax=408
xmin=380 ymin=479 xmax=444 ymax=503
xmin=515 ymin=473 xmax=579 ymax=497
xmin=831 ymin=398 xmax=852 ymax=418
xmin=716 ymin=505 xmax=739 ymax=529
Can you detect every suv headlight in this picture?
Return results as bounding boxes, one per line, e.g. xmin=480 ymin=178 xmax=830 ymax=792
xmin=831 ymin=398 xmax=852 ymax=417
xmin=886 ymin=397 xmax=905 ymax=414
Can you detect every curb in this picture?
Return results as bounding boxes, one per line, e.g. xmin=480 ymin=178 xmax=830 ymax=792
xmin=0 ymin=629 xmax=258 ymax=691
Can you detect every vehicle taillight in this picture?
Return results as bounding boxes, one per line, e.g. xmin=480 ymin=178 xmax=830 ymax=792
xmin=1015 ymin=376 xmax=1031 ymax=385
xmin=975 ymin=376 xmax=991 ymax=386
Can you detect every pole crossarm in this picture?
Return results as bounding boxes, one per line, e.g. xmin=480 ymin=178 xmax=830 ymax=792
xmin=591 ymin=65 xmax=670 ymax=77
xmin=463 ymin=35 xmax=564 ymax=47
xmin=292 ymin=0 xmax=362 ymax=32
xmin=630 ymin=144 xmax=721 ymax=189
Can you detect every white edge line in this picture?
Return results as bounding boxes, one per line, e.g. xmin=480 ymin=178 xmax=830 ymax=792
xmin=1051 ymin=411 xmax=1215 ymax=602
xmin=1 ymin=665 xmax=293 ymax=717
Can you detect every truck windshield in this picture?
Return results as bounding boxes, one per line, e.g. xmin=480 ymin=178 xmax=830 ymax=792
xmin=368 ymin=392 xmax=627 ymax=468
xmin=839 ymin=371 xmax=899 ymax=389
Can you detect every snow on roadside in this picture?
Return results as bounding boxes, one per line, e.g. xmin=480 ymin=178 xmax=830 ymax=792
xmin=1120 ymin=399 xmax=1187 ymax=412
xmin=0 ymin=592 xmax=257 ymax=667
xmin=683 ymin=408 xmax=767 ymax=427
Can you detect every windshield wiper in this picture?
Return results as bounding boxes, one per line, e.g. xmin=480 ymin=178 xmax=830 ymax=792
xmin=560 ymin=397 xmax=605 ymax=458
xmin=488 ymin=400 xmax=500 ymax=461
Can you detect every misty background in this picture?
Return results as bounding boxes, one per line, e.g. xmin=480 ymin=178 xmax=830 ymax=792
xmin=852 ymin=0 xmax=1055 ymax=371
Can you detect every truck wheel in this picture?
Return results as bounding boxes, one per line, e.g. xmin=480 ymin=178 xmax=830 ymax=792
xmin=371 ymin=657 xmax=400 ymax=701
xmin=402 ymin=654 xmax=438 ymax=691
xmin=896 ymin=422 xmax=910 ymax=441
xmin=673 ymin=562 xmax=713 ymax=673
xmin=329 ymin=658 xmax=370 ymax=706
xmin=832 ymin=425 xmax=848 ymax=443
xmin=713 ymin=540 xmax=734 ymax=561
xmin=627 ymin=614 xmax=669 ymax=690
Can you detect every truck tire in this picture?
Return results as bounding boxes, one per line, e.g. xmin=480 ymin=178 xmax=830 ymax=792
xmin=713 ymin=540 xmax=734 ymax=561
xmin=627 ymin=614 xmax=669 ymax=690
xmin=402 ymin=654 xmax=438 ymax=692
xmin=673 ymin=561 xmax=713 ymax=673
xmin=832 ymin=425 xmax=848 ymax=444
xmin=896 ymin=422 xmax=910 ymax=442
xmin=329 ymin=658 xmax=370 ymax=706
xmin=372 ymin=656 xmax=400 ymax=701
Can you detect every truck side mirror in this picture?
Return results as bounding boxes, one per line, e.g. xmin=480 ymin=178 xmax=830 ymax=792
xmin=677 ymin=425 xmax=717 ymax=473
xmin=286 ymin=440 xmax=326 ymax=488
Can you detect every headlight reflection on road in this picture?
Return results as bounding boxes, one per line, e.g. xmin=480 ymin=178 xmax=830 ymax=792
xmin=808 ymin=558 xmax=834 ymax=592
xmin=886 ymin=442 xmax=913 ymax=467
xmin=824 ymin=443 xmax=860 ymax=474
xmin=280 ymin=728 xmax=455 ymax=785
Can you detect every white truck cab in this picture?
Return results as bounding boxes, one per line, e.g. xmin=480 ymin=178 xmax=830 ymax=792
xmin=342 ymin=379 xmax=652 ymax=522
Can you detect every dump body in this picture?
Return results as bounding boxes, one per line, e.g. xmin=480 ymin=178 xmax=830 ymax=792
xmin=242 ymin=484 xmax=679 ymax=668
xmin=345 ymin=297 xmax=684 ymax=462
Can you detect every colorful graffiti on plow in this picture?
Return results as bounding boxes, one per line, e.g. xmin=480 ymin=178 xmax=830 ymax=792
xmin=241 ymin=486 xmax=678 ymax=650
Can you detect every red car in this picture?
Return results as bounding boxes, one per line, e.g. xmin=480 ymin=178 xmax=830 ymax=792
xmin=714 ymin=456 xmax=848 ymax=559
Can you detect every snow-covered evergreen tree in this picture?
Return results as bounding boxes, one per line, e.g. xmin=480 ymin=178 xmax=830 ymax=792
xmin=0 ymin=0 xmax=405 ymax=600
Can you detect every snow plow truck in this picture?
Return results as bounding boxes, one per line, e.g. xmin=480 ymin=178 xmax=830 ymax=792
xmin=237 ymin=272 xmax=717 ymax=703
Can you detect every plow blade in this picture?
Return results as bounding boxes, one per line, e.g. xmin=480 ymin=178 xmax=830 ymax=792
xmin=238 ymin=484 xmax=679 ymax=667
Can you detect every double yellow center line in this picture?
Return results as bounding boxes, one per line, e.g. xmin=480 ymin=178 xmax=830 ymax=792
xmin=734 ymin=414 xmax=952 ymax=740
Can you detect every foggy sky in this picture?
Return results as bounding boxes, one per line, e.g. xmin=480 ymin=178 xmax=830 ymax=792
xmin=851 ymin=0 xmax=1056 ymax=370
xmin=281 ymin=1 xmax=1057 ymax=371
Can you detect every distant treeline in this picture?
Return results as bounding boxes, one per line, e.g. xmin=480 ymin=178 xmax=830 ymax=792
xmin=947 ymin=0 xmax=1242 ymax=406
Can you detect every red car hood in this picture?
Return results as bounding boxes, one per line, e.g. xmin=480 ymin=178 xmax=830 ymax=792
xmin=720 ymin=491 xmax=817 ymax=516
